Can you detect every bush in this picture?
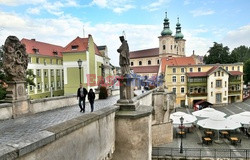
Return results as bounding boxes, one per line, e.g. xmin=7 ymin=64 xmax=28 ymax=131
xmin=99 ymin=86 xmax=108 ymax=99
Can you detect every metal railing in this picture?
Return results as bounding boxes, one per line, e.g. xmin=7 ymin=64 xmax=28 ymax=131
xmin=152 ymin=147 xmax=250 ymax=159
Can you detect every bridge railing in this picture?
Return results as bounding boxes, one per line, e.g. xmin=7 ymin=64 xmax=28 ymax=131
xmin=152 ymin=147 xmax=250 ymax=159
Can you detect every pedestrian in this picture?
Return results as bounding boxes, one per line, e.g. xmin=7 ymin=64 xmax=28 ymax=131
xmin=77 ymin=83 xmax=88 ymax=113
xmin=88 ymin=88 xmax=95 ymax=112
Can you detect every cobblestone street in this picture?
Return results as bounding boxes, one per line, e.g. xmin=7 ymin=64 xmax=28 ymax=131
xmin=0 ymin=95 xmax=120 ymax=146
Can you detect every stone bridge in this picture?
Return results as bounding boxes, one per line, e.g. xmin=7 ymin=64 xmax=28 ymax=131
xmin=0 ymin=89 xmax=175 ymax=160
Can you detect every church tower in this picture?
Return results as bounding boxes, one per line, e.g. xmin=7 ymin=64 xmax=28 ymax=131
xmin=159 ymin=13 xmax=186 ymax=57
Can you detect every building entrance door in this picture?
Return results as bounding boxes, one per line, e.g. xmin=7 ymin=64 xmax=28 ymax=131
xmin=216 ymin=93 xmax=222 ymax=103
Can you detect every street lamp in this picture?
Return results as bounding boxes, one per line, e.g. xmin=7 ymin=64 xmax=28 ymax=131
xmin=77 ymin=59 xmax=82 ymax=83
xmin=180 ymin=116 xmax=184 ymax=153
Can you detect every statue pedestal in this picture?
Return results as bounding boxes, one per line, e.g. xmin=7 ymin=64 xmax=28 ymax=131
xmin=116 ymin=75 xmax=139 ymax=110
xmin=4 ymin=81 xmax=29 ymax=118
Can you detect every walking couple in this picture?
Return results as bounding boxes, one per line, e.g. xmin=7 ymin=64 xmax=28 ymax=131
xmin=77 ymin=83 xmax=95 ymax=113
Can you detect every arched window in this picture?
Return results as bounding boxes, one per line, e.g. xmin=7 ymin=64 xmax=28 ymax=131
xmin=163 ymin=45 xmax=166 ymax=50
xmin=157 ymin=59 xmax=160 ymax=64
xmin=131 ymin=62 xmax=134 ymax=66
xmin=139 ymin=61 xmax=142 ymax=66
xmin=148 ymin=60 xmax=151 ymax=65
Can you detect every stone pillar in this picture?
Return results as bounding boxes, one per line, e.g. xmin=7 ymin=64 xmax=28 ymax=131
xmin=151 ymin=90 xmax=174 ymax=146
xmin=5 ymin=81 xmax=29 ymax=118
xmin=113 ymin=75 xmax=153 ymax=160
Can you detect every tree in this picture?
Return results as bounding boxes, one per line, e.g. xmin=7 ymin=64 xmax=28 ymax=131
xmin=204 ymin=42 xmax=232 ymax=64
xmin=231 ymin=45 xmax=250 ymax=63
xmin=243 ymin=59 xmax=250 ymax=84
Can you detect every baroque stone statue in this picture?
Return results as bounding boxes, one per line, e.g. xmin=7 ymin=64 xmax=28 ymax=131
xmin=117 ymin=36 xmax=130 ymax=76
xmin=2 ymin=36 xmax=28 ymax=81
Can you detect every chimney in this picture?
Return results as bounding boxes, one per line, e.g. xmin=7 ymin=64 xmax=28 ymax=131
xmin=31 ymin=39 xmax=36 ymax=41
xmin=193 ymin=50 xmax=195 ymax=55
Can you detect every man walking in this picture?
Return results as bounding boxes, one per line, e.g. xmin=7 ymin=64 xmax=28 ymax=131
xmin=77 ymin=83 xmax=88 ymax=112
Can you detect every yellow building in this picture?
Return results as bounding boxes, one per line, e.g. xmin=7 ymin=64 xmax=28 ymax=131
xmin=162 ymin=56 xmax=244 ymax=107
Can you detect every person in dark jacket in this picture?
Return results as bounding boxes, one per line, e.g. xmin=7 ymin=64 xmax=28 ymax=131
xmin=77 ymin=83 xmax=88 ymax=112
xmin=88 ymin=88 xmax=95 ymax=112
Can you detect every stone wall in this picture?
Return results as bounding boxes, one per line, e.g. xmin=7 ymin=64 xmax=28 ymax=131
xmin=0 ymin=103 xmax=13 ymax=120
xmin=152 ymin=122 xmax=173 ymax=147
xmin=29 ymin=95 xmax=77 ymax=114
xmin=0 ymin=106 xmax=119 ymax=160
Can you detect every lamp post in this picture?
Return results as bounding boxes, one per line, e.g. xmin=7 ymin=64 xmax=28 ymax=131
xmin=77 ymin=59 xmax=82 ymax=83
xmin=180 ymin=116 xmax=184 ymax=153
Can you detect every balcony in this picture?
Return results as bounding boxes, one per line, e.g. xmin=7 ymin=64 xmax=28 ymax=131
xmin=229 ymin=80 xmax=241 ymax=85
xmin=187 ymin=93 xmax=207 ymax=97
xmin=187 ymin=82 xmax=207 ymax=87
xmin=228 ymin=90 xmax=241 ymax=95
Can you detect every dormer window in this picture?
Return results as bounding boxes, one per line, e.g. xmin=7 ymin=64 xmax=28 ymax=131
xmin=32 ymin=48 xmax=39 ymax=54
xmin=71 ymin=45 xmax=78 ymax=50
xmin=53 ymin=51 xmax=58 ymax=55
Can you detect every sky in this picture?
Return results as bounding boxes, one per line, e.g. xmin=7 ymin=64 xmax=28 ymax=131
xmin=0 ymin=0 xmax=250 ymax=66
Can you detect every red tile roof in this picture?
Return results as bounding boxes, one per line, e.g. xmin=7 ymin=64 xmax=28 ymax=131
xmin=130 ymin=48 xmax=159 ymax=59
xmin=206 ymin=66 xmax=219 ymax=75
xmin=229 ymin=71 xmax=243 ymax=76
xmin=63 ymin=36 xmax=88 ymax=53
xmin=131 ymin=65 xmax=159 ymax=73
xmin=21 ymin=38 xmax=63 ymax=57
xmin=186 ymin=72 xmax=207 ymax=77
xmin=94 ymin=43 xmax=102 ymax=56
xmin=161 ymin=56 xmax=196 ymax=72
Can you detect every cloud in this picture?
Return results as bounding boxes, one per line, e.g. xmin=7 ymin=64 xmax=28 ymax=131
xmin=90 ymin=0 xmax=135 ymax=13
xmin=183 ymin=0 xmax=191 ymax=5
xmin=143 ymin=0 xmax=171 ymax=12
xmin=190 ymin=9 xmax=215 ymax=17
xmin=26 ymin=7 xmax=41 ymax=15
xmin=222 ymin=24 xmax=250 ymax=50
xmin=0 ymin=0 xmax=45 ymax=6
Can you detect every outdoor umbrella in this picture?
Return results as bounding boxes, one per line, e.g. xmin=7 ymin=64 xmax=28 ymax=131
xmin=170 ymin=111 xmax=197 ymax=127
xmin=192 ymin=108 xmax=226 ymax=118
xmin=197 ymin=115 xmax=241 ymax=142
xmin=227 ymin=111 xmax=250 ymax=127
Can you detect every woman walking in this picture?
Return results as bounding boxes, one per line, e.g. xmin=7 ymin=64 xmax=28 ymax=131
xmin=88 ymin=88 xmax=95 ymax=112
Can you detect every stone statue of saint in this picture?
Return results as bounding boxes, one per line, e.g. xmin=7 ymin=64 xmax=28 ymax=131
xmin=117 ymin=36 xmax=130 ymax=76
xmin=2 ymin=36 xmax=28 ymax=81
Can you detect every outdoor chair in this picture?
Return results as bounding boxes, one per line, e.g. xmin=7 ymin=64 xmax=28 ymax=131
xmin=204 ymin=130 xmax=215 ymax=138
xmin=237 ymin=138 xmax=242 ymax=145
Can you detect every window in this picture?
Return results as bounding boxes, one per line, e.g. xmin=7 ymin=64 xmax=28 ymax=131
xmin=172 ymin=76 xmax=176 ymax=82
xmin=157 ymin=59 xmax=160 ymax=64
xmin=225 ymin=91 xmax=227 ymax=96
xmin=57 ymin=81 xmax=60 ymax=88
xmin=222 ymin=72 xmax=224 ymax=76
xmin=51 ymin=69 xmax=54 ymax=76
xmin=148 ymin=60 xmax=151 ymax=65
xmin=44 ymin=71 xmax=47 ymax=77
xmin=172 ymin=88 xmax=176 ymax=93
xmin=28 ymin=57 xmax=31 ymax=63
xmin=190 ymin=87 xmax=193 ymax=93
xmin=181 ymin=76 xmax=185 ymax=82
xmin=216 ymin=80 xmax=222 ymax=88
xmin=225 ymin=81 xmax=227 ymax=87
xmin=211 ymin=92 xmax=213 ymax=96
xmin=36 ymin=57 xmax=40 ymax=64
xmin=71 ymin=45 xmax=78 ymax=50
xmin=37 ymin=69 xmax=41 ymax=77
xmin=198 ymin=67 xmax=201 ymax=72
xmin=131 ymin=62 xmax=134 ymax=66
xmin=216 ymin=93 xmax=222 ymax=103
xmin=237 ymin=84 xmax=240 ymax=90
xmin=50 ymin=59 xmax=53 ymax=64
xmin=171 ymin=45 xmax=172 ymax=50
xmin=44 ymin=60 xmax=47 ymax=65
xmin=139 ymin=61 xmax=142 ymax=66
xmin=232 ymin=66 xmax=234 ymax=71
xmin=37 ymin=83 xmax=41 ymax=90
xmin=214 ymin=72 xmax=216 ymax=77
xmin=51 ymin=82 xmax=54 ymax=88
xmin=45 ymin=83 xmax=48 ymax=89
xmin=225 ymin=66 xmax=228 ymax=71
xmin=181 ymin=68 xmax=185 ymax=73
xmin=218 ymin=71 xmax=220 ymax=76
xmin=173 ymin=68 xmax=176 ymax=73
xmin=189 ymin=68 xmax=193 ymax=72
xmin=211 ymin=82 xmax=213 ymax=88
xmin=56 ymin=59 xmax=59 ymax=65
xmin=181 ymin=87 xmax=185 ymax=93
xmin=163 ymin=45 xmax=166 ymax=50
xmin=57 ymin=70 xmax=60 ymax=76
xmin=29 ymin=85 xmax=33 ymax=91
xmin=237 ymin=66 xmax=240 ymax=71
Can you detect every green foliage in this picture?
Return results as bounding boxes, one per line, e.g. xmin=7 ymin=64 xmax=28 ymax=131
xmin=243 ymin=59 xmax=250 ymax=84
xmin=231 ymin=45 xmax=250 ymax=63
xmin=99 ymin=86 xmax=108 ymax=99
xmin=26 ymin=69 xmax=36 ymax=87
xmin=203 ymin=42 xmax=232 ymax=64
